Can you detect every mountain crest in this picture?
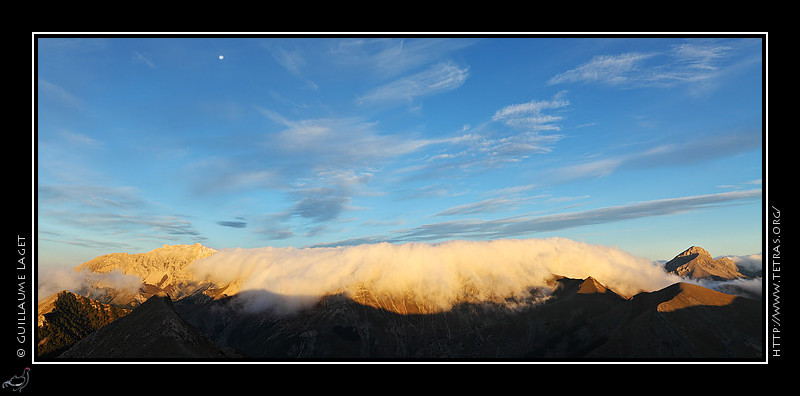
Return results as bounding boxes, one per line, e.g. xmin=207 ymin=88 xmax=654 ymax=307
xmin=655 ymin=282 xmax=738 ymax=313
xmin=58 ymin=292 xmax=238 ymax=359
xmin=73 ymin=243 xmax=218 ymax=305
xmin=75 ymin=243 xmax=217 ymax=279
xmin=577 ymin=276 xmax=607 ymax=294
xmin=664 ymin=246 xmax=743 ymax=281
xmin=678 ymin=246 xmax=711 ymax=257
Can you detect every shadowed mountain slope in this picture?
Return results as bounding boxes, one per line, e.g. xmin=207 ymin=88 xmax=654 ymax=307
xmin=57 ymin=292 xmax=239 ymax=359
xmin=174 ymin=276 xmax=761 ymax=360
xmin=36 ymin=291 xmax=131 ymax=358
xmin=586 ymin=282 xmax=762 ymax=359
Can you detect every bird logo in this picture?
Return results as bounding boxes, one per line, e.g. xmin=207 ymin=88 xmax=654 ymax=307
xmin=2 ymin=367 xmax=29 ymax=392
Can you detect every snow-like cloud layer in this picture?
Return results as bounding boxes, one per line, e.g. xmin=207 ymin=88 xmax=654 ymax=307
xmin=37 ymin=267 xmax=143 ymax=303
xmin=189 ymin=237 xmax=683 ymax=314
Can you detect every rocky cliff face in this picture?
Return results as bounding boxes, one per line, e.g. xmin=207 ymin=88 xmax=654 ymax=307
xmin=73 ymin=243 xmax=219 ymax=306
xmin=663 ymin=246 xmax=745 ymax=281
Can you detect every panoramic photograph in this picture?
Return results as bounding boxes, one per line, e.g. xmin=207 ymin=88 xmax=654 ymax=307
xmin=30 ymin=34 xmax=766 ymax=372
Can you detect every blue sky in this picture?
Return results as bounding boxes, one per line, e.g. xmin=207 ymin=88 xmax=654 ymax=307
xmin=35 ymin=35 xmax=764 ymax=269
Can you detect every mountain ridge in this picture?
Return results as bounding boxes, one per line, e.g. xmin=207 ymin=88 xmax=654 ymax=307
xmin=41 ymin=242 xmax=763 ymax=360
xmin=46 ymin=273 xmax=762 ymax=360
xmin=57 ymin=291 xmax=239 ymax=359
xmin=586 ymin=279 xmax=761 ymax=358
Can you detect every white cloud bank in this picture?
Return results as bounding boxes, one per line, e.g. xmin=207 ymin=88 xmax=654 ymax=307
xmin=37 ymin=267 xmax=143 ymax=303
xmin=189 ymin=237 xmax=683 ymax=314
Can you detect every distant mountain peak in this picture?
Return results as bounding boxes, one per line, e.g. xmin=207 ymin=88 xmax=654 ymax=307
xmin=664 ymin=246 xmax=743 ymax=281
xmin=577 ymin=276 xmax=607 ymax=294
xmin=678 ymin=246 xmax=711 ymax=257
xmin=76 ymin=243 xmax=217 ymax=276
xmin=549 ymin=275 xmax=621 ymax=299
xmin=72 ymin=243 xmax=218 ymax=306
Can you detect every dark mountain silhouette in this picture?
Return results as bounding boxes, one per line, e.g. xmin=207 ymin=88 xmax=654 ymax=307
xmin=46 ymin=276 xmax=763 ymax=360
xmin=586 ymin=282 xmax=761 ymax=358
xmin=172 ymin=275 xmax=761 ymax=360
xmin=37 ymin=291 xmax=131 ymax=358
xmin=57 ymin=291 xmax=240 ymax=359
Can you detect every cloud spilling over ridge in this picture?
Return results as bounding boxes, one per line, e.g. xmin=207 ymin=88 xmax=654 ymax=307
xmin=695 ymin=277 xmax=762 ymax=300
xmin=725 ymin=253 xmax=762 ymax=274
xmin=189 ymin=237 xmax=682 ymax=314
xmin=702 ymin=253 xmax=763 ymax=299
xmin=37 ymin=267 xmax=143 ymax=303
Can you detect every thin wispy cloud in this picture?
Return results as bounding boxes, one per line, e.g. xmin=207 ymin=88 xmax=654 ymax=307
xmin=548 ymin=41 xmax=736 ymax=90
xmin=184 ymin=156 xmax=282 ymax=196
xmin=182 ymin=107 xmax=467 ymax=233
xmin=669 ymin=42 xmax=732 ymax=74
xmin=38 ymin=233 xmax=139 ymax=252
xmin=717 ymin=179 xmax=763 ymax=190
xmin=436 ymin=196 xmax=531 ymax=217
xmin=413 ymin=92 xmax=570 ymax=176
xmin=492 ymin=91 xmax=570 ymax=131
xmin=267 ymin=44 xmax=319 ymax=90
xmin=290 ymin=190 xmax=351 ymax=222
xmin=259 ymin=109 xmax=441 ymax=165
xmin=287 ymin=168 xmax=375 ymax=225
xmin=217 ymin=220 xmax=247 ymax=229
xmin=356 ymin=61 xmax=469 ymax=105
xmin=484 ymin=183 xmax=538 ymax=197
xmin=38 ymin=78 xmax=81 ymax=109
xmin=39 ymin=180 xmax=206 ymax=250
xmin=556 ymin=158 xmax=623 ymax=180
xmin=246 ymin=213 xmax=295 ymax=241
xmin=552 ymin=128 xmax=761 ymax=182
xmin=272 ymin=47 xmax=306 ymax=77
xmin=312 ymin=188 xmax=761 ymax=248
xmin=39 ymin=184 xmax=144 ymax=209
xmin=132 ymin=51 xmax=155 ymax=68
xmin=548 ymin=53 xmax=654 ymax=86
xmin=401 ymin=189 xmax=759 ymax=244
xmin=330 ymin=38 xmax=477 ymax=78
xmin=56 ymin=130 xmax=101 ymax=147
xmin=194 ymin=109 xmax=461 ymax=229
xmin=44 ymin=208 xmax=204 ymax=241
